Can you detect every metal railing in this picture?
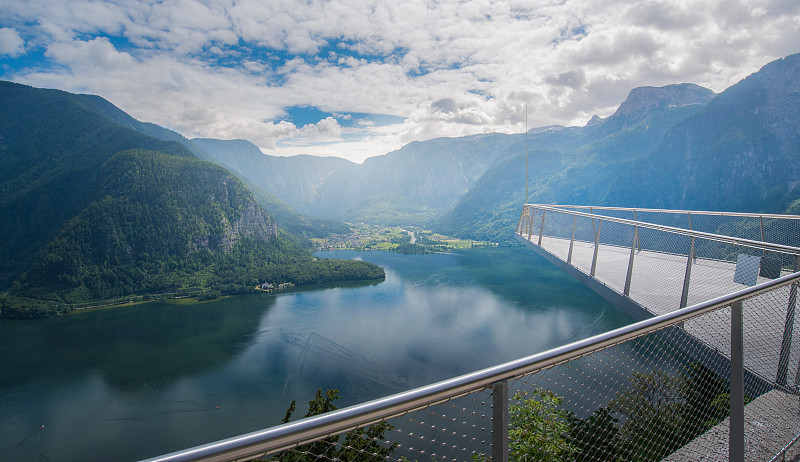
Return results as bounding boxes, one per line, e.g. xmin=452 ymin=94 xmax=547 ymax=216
xmin=528 ymin=204 xmax=800 ymax=249
xmin=143 ymin=271 xmax=800 ymax=462
xmin=516 ymin=204 xmax=800 ymax=312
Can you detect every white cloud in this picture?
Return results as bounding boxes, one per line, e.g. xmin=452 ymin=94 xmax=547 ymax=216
xmin=45 ymin=37 xmax=134 ymax=70
xmin=1 ymin=0 xmax=798 ymax=163
xmin=0 ymin=27 xmax=24 ymax=57
xmin=297 ymin=117 xmax=342 ymax=139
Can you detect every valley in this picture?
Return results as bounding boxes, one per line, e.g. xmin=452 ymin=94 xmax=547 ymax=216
xmin=312 ymin=224 xmax=498 ymax=253
xmin=3 ymin=52 xmax=800 ymax=317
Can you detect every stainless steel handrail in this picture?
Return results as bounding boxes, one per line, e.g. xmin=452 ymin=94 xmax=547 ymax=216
xmin=528 ymin=203 xmax=800 ymax=221
xmin=519 ymin=204 xmax=800 ymax=256
xmin=141 ymin=271 xmax=800 ymax=462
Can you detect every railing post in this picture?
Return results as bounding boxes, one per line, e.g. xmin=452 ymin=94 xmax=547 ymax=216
xmin=590 ymin=220 xmax=602 ymax=277
xmin=777 ymin=282 xmax=797 ymax=387
xmin=688 ymin=213 xmax=697 ymax=262
xmin=761 ymin=216 xmax=766 ymax=257
xmin=567 ymin=215 xmax=577 ymax=264
xmin=537 ymin=210 xmax=546 ymax=246
xmin=680 ymin=236 xmax=695 ymax=308
xmin=527 ymin=207 xmax=534 ymax=239
xmin=624 ymin=225 xmax=639 ymax=296
xmin=730 ymin=300 xmax=745 ymax=462
xmin=492 ymin=380 xmax=509 ymax=462
xmin=634 ymin=210 xmax=643 ymax=252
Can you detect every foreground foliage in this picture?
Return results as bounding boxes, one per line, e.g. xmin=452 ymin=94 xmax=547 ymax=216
xmin=268 ymin=389 xmax=396 ymax=462
xmin=502 ymin=364 xmax=738 ymax=462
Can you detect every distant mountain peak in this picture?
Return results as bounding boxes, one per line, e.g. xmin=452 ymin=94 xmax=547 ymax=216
xmin=585 ymin=114 xmax=603 ymax=126
xmin=609 ymin=83 xmax=716 ymax=128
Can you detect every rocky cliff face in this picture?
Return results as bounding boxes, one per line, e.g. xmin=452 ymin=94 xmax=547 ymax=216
xmin=222 ymin=202 xmax=278 ymax=250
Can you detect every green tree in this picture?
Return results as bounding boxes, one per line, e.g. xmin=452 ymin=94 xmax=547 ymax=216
xmin=681 ymin=362 xmax=728 ymax=434
xmin=489 ymin=364 xmax=736 ymax=462
xmin=270 ymin=389 xmax=396 ymax=462
xmin=508 ymin=389 xmax=576 ymax=461
xmin=609 ymin=369 xmax=687 ymax=461
xmin=567 ymin=408 xmax=620 ymax=461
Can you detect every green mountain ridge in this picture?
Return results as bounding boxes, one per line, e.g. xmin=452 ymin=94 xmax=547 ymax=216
xmin=435 ymin=53 xmax=800 ymax=243
xmin=195 ymin=82 xmax=722 ymax=233
xmin=0 ymin=82 xmax=384 ymax=319
xmin=0 ymin=81 xmax=197 ymax=285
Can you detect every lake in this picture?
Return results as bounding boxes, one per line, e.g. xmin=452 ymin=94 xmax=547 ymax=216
xmin=0 ymin=248 xmax=634 ymax=461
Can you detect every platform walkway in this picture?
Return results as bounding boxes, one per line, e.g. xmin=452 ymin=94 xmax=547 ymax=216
xmin=523 ymin=234 xmax=798 ymax=385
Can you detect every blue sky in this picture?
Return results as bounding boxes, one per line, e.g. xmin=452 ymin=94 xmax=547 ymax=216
xmin=1 ymin=0 xmax=799 ymax=162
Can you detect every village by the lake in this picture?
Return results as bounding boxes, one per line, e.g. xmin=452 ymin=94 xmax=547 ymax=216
xmin=312 ymin=224 xmax=498 ymax=253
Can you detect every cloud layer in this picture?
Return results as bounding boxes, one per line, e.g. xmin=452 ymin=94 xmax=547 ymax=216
xmin=2 ymin=0 xmax=799 ymax=162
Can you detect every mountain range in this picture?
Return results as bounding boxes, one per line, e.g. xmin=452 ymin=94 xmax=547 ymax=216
xmin=197 ymin=53 xmax=800 ymax=244
xmin=193 ymin=132 xmax=519 ymax=225
xmin=2 ymin=52 xmax=798 ymax=316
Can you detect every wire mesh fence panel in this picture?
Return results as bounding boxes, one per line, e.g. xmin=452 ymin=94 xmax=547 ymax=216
xmin=502 ymin=316 xmax=748 ymax=462
xmin=740 ymin=283 xmax=800 ymax=391
xmin=388 ymin=389 xmax=494 ymax=462
xmin=539 ymin=211 xmax=577 ymax=262
xmin=397 ymin=390 xmax=492 ymax=461
xmin=625 ymin=231 xmax=694 ymax=315
xmin=593 ymin=219 xmax=636 ymax=294
xmin=545 ymin=206 xmax=800 ymax=249
xmin=636 ymin=210 xmax=693 ymax=231
xmin=583 ymin=207 xmax=636 ymax=222
xmin=541 ymin=209 xmax=576 ymax=241
xmin=762 ymin=216 xmax=800 ymax=249
xmin=553 ymin=214 xmax=600 ymax=276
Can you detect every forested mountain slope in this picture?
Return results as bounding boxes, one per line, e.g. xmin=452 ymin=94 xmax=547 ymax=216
xmin=434 ymin=53 xmax=800 ymax=243
xmin=0 ymin=81 xmax=384 ymax=319
xmin=0 ymin=81 xmax=195 ymax=285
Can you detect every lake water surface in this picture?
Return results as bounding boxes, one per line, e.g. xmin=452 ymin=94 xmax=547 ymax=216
xmin=0 ymin=248 xmax=634 ymax=461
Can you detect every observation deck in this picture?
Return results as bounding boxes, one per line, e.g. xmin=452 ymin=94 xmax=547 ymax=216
xmin=515 ymin=204 xmax=800 ymax=386
xmin=516 ymin=204 xmax=800 ymax=461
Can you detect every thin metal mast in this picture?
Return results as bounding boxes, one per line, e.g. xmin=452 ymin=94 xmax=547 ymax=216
xmin=525 ymin=104 xmax=528 ymax=205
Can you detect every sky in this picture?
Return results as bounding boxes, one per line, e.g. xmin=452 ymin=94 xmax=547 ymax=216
xmin=1 ymin=0 xmax=799 ymax=163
